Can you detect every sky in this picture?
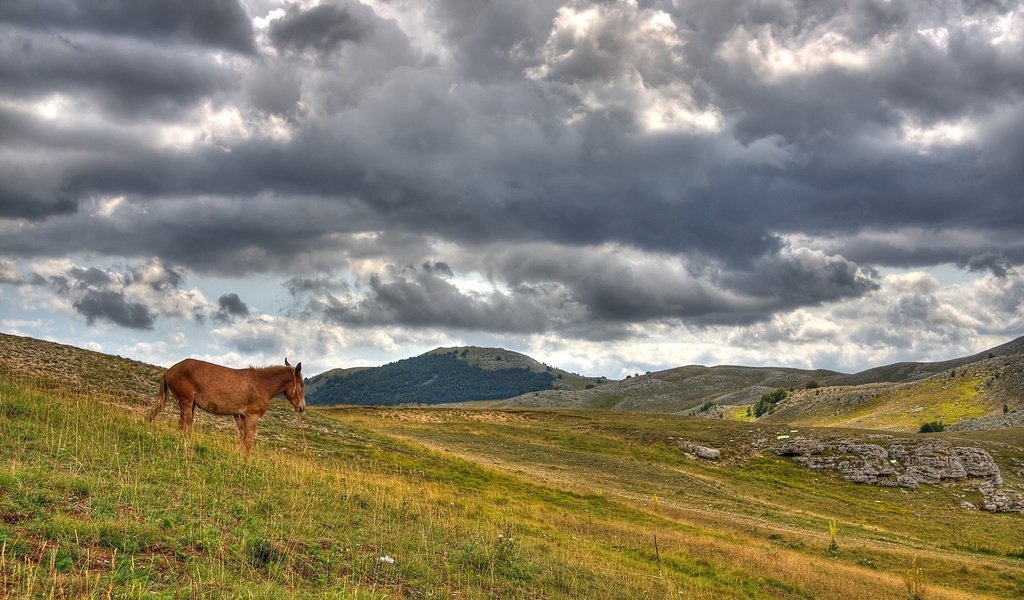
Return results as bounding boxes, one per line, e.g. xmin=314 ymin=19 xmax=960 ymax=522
xmin=1 ymin=0 xmax=1023 ymax=379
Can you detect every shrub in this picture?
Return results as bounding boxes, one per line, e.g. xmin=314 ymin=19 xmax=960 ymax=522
xmin=919 ymin=421 xmax=945 ymax=433
xmin=805 ymin=380 xmax=821 ymax=389
xmin=753 ymin=388 xmax=788 ymax=417
xmin=827 ymin=519 xmax=839 ymax=558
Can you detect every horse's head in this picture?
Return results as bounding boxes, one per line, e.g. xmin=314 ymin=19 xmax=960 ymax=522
xmin=284 ymin=358 xmax=305 ymax=413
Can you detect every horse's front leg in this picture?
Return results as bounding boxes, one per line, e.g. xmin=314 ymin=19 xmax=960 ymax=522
xmin=233 ymin=415 xmax=246 ymax=453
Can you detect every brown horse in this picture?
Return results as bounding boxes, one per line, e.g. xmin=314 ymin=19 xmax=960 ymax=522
xmin=146 ymin=357 xmax=305 ymax=456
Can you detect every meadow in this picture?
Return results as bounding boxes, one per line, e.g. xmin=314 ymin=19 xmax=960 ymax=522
xmin=1 ymin=366 xmax=1023 ymax=599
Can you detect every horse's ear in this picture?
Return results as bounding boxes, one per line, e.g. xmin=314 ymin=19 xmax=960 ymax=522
xmin=295 ymin=362 xmax=302 ymax=375
xmin=285 ymin=357 xmax=291 ymax=367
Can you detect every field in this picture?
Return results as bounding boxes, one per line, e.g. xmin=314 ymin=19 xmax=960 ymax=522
xmin=2 ymin=361 xmax=1024 ymax=598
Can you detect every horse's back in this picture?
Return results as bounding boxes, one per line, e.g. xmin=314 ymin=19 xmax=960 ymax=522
xmin=165 ymin=358 xmax=240 ymax=389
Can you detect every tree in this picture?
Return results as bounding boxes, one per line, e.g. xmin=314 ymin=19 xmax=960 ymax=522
xmin=753 ymin=387 xmax=788 ymax=417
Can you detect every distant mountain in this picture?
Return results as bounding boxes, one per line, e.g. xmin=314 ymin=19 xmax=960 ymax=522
xmin=305 ymin=346 xmax=606 ymax=406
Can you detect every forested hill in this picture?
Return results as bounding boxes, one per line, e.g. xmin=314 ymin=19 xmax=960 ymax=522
xmin=305 ymin=347 xmax=601 ymax=406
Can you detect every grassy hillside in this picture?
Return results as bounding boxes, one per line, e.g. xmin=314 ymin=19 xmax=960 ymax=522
xmin=3 ymin=375 xmax=1024 ymax=598
xmin=501 ymin=364 xmax=840 ymax=414
xmin=759 ymin=347 xmax=1024 ymax=432
xmin=1 ymin=334 xmax=1023 ymax=598
xmin=306 ymin=346 xmax=605 ymax=407
xmin=503 ymin=337 xmax=1024 ymax=429
xmin=0 ymin=332 xmax=163 ymax=405
xmin=829 ymin=336 xmax=1024 ymax=386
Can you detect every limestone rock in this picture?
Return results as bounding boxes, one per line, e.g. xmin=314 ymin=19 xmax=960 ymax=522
xmin=694 ymin=446 xmax=721 ymax=460
xmin=772 ymin=436 xmax=1013 ymax=512
xmin=979 ymin=484 xmax=1024 ymax=513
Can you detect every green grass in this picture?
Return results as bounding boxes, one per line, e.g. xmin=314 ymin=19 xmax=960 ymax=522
xmin=2 ymin=374 xmax=1023 ymax=598
xmin=770 ymin=376 xmax=994 ymax=432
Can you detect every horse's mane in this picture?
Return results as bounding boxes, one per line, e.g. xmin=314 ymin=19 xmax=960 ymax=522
xmin=247 ymin=364 xmax=291 ymax=373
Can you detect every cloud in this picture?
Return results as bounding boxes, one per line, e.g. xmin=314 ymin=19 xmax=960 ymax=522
xmin=0 ymin=0 xmax=1022 ymax=354
xmin=300 ymin=243 xmax=878 ymax=339
xmin=0 ymin=0 xmax=256 ymax=54
xmin=215 ymin=293 xmax=250 ymax=322
xmin=72 ymin=289 xmax=155 ymax=329
xmin=269 ymin=1 xmax=373 ymax=57
xmin=0 ymin=30 xmax=236 ymax=119
xmin=2 ymin=258 xmax=212 ymax=330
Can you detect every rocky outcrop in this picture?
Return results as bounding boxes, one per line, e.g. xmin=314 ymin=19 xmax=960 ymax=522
xmin=778 ymin=439 xmax=895 ymax=484
xmin=979 ymin=484 xmax=1024 ymax=513
xmin=773 ymin=437 xmax=1023 ymax=513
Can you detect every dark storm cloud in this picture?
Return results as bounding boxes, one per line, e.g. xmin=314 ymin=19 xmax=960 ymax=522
xmin=308 ymin=245 xmax=879 ymax=338
xmin=421 ymin=261 xmax=453 ymax=277
xmin=320 ymin=265 xmax=562 ymax=333
xmin=0 ymin=29 xmax=234 ymax=118
xmin=215 ymin=293 xmax=250 ymax=322
xmin=269 ymin=1 xmax=373 ymax=56
xmin=0 ymin=0 xmax=255 ymax=54
xmin=72 ymin=289 xmax=156 ymax=329
xmin=428 ymin=0 xmax=564 ymax=81
xmin=0 ymin=190 xmax=76 ymax=221
xmin=1 ymin=0 xmax=1023 ymax=334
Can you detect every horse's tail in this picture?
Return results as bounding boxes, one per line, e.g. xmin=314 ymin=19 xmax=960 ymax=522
xmin=146 ymin=377 xmax=170 ymax=422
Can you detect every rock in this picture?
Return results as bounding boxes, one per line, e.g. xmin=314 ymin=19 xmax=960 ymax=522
xmin=978 ymin=484 xmax=1024 ymax=513
xmin=774 ymin=438 xmax=825 ymax=456
xmin=960 ymin=501 xmax=977 ymax=510
xmin=902 ymin=441 xmax=964 ymax=484
xmin=773 ymin=437 xmax=1012 ymax=512
xmin=955 ymin=447 xmax=1002 ymax=485
xmin=775 ymin=438 xmax=894 ymax=485
xmin=694 ymin=446 xmax=721 ymax=460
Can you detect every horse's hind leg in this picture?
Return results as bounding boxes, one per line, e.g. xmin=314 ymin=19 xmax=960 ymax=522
xmin=179 ymin=392 xmax=196 ymax=432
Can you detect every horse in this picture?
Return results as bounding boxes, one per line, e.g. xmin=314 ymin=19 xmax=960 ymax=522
xmin=146 ymin=357 xmax=305 ymax=456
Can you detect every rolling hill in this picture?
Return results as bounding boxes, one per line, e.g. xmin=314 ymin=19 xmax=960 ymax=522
xmin=761 ymin=341 xmax=1024 ymax=432
xmin=305 ymin=346 xmax=607 ymax=406
xmin=499 ymin=363 xmax=842 ymax=413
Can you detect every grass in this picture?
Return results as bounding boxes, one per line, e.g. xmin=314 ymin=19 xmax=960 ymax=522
xmin=724 ymin=405 xmax=755 ymax=422
xmin=1 ymin=370 xmax=1022 ymax=597
xmin=336 ymin=408 xmax=1024 ymax=598
xmin=770 ymin=375 xmax=994 ymax=432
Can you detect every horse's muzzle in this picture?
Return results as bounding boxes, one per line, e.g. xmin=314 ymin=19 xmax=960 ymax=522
xmin=297 ymin=405 xmax=306 ymax=413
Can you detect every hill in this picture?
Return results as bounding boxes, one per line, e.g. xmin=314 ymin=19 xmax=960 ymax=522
xmin=500 ymin=363 xmax=842 ymax=413
xmin=305 ymin=346 xmax=606 ymax=406
xmin=0 ymin=331 xmax=163 ymax=405
xmin=828 ymin=336 xmax=1024 ymax=386
xmin=760 ymin=342 xmax=1024 ymax=432
xmin=499 ymin=337 xmax=1024 ymax=431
